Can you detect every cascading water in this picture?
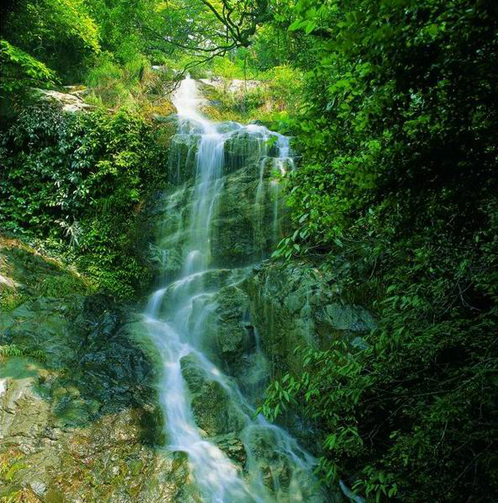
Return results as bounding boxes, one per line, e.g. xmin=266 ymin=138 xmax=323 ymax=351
xmin=143 ymin=77 xmax=327 ymax=502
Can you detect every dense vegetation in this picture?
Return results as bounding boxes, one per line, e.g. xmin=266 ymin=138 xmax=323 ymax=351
xmin=0 ymin=0 xmax=174 ymax=298
xmin=0 ymin=105 xmax=168 ymax=298
xmin=1 ymin=0 xmax=497 ymax=501
xmin=259 ymin=1 xmax=498 ymax=501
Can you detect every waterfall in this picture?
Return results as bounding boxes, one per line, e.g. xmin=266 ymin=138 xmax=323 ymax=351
xmin=143 ymin=77 xmax=326 ymax=502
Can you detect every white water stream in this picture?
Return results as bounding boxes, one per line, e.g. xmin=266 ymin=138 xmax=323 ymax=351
xmin=143 ymin=77 xmax=325 ymax=502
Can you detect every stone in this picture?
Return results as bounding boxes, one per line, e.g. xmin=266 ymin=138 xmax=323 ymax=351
xmin=0 ymin=238 xmax=186 ymax=502
xmin=324 ymin=302 xmax=377 ymax=332
xmin=242 ymin=260 xmax=377 ymax=377
xmin=214 ymin=433 xmax=246 ymax=464
xmin=199 ymin=78 xmax=265 ymax=94
xmin=168 ymin=132 xmax=199 ymax=183
xmin=32 ymin=89 xmax=94 ymax=113
xmin=180 ymin=354 xmax=247 ymax=438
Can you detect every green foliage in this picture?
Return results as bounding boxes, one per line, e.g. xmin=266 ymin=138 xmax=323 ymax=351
xmin=202 ymin=65 xmax=304 ymax=124
xmin=210 ymin=57 xmax=248 ymax=80
xmin=1 ymin=0 xmax=100 ymax=82
xmin=0 ymin=104 xmax=168 ymax=298
xmin=36 ymin=273 xmax=89 ymax=298
xmin=84 ymin=51 xmax=176 ymax=111
xmin=0 ymin=40 xmax=59 ymax=97
xmin=0 ymin=289 xmax=27 ymax=313
xmin=278 ymin=0 xmax=498 ymax=248
xmin=80 ymin=0 xmax=181 ymax=108
xmin=258 ymin=0 xmax=498 ymax=501
xmin=0 ymin=451 xmax=26 ymax=503
xmin=0 ymin=344 xmax=47 ymax=362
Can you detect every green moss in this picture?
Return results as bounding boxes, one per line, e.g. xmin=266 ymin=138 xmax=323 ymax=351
xmin=0 ymin=289 xmax=27 ymax=312
xmin=36 ymin=274 xmax=90 ymax=298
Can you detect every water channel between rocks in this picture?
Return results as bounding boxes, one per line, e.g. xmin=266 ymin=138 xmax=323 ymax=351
xmin=141 ymin=76 xmax=327 ymax=502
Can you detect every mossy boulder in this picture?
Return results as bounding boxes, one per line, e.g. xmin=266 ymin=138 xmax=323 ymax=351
xmin=180 ymin=353 xmax=248 ymax=439
xmin=224 ymin=130 xmax=271 ymax=173
xmin=0 ymin=237 xmax=197 ymax=501
xmin=242 ymin=260 xmax=376 ymax=376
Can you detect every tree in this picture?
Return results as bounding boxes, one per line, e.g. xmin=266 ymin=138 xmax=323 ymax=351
xmin=1 ymin=0 xmax=100 ymax=82
xmin=140 ymin=0 xmax=271 ymax=69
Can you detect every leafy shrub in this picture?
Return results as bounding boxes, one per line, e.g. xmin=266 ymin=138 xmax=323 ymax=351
xmin=262 ymin=0 xmax=498 ymax=501
xmin=84 ymin=51 xmax=176 ymax=111
xmin=1 ymin=0 xmax=100 ymax=82
xmin=0 ymin=344 xmax=47 ymax=362
xmin=0 ymin=289 xmax=27 ymax=313
xmin=0 ymin=104 xmax=169 ymax=298
xmin=202 ymin=66 xmax=303 ymax=125
xmin=0 ymin=450 xmax=28 ymax=502
xmin=36 ymin=274 xmax=89 ymax=298
xmin=0 ymin=40 xmax=59 ymax=98
xmin=210 ymin=56 xmax=247 ymax=79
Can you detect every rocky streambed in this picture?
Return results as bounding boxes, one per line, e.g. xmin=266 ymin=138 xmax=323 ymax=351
xmin=0 ymin=80 xmax=375 ymax=502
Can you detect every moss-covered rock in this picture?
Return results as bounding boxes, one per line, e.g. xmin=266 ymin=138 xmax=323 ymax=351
xmin=168 ymin=132 xmax=199 ymax=184
xmin=180 ymin=353 xmax=247 ymax=439
xmin=223 ymin=130 xmax=277 ymax=173
xmin=150 ymin=152 xmax=287 ymax=273
xmin=0 ymin=237 xmax=198 ymax=501
xmin=242 ymin=260 xmax=376 ymax=376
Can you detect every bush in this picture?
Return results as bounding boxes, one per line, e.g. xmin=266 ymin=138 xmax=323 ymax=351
xmin=0 ymin=40 xmax=59 ymax=98
xmin=0 ymin=104 xmax=169 ymax=298
xmin=263 ymin=0 xmax=498 ymax=500
xmin=1 ymin=0 xmax=100 ymax=82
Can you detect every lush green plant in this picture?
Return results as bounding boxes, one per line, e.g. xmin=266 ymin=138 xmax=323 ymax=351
xmin=253 ymin=0 xmax=498 ymax=501
xmin=209 ymin=57 xmax=248 ymax=79
xmin=36 ymin=273 xmax=90 ymax=298
xmin=0 ymin=288 xmax=27 ymax=313
xmin=0 ymin=104 xmax=168 ymax=298
xmin=0 ymin=40 xmax=59 ymax=98
xmin=84 ymin=51 xmax=176 ymax=111
xmin=0 ymin=451 xmax=27 ymax=503
xmin=0 ymin=344 xmax=47 ymax=362
xmin=1 ymin=0 xmax=100 ymax=82
xmin=201 ymin=64 xmax=303 ymax=125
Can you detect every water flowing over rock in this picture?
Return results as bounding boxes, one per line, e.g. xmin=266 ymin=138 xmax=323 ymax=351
xmin=0 ymin=78 xmax=370 ymax=502
xmin=142 ymin=77 xmax=328 ymax=502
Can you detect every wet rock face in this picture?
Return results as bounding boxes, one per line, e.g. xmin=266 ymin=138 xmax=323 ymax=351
xmin=0 ymin=241 xmax=196 ymax=502
xmin=211 ymin=166 xmax=280 ymax=267
xmin=242 ymin=260 xmax=377 ymax=375
xmin=168 ymin=132 xmax=199 ymax=184
xmin=0 ymin=380 xmax=192 ymax=502
xmin=223 ymin=130 xmax=278 ymax=172
xmin=152 ymin=115 xmax=291 ymax=275
xmin=148 ymin=145 xmax=288 ymax=278
xmin=1 ymin=294 xmax=157 ymax=424
xmin=207 ymin=285 xmax=254 ymax=364
xmin=180 ymin=354 xmax=247 ymax=439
